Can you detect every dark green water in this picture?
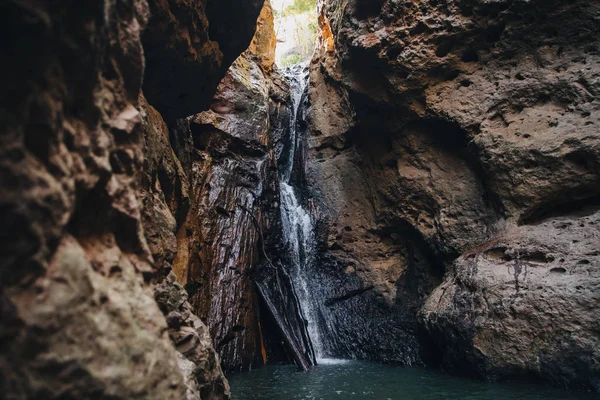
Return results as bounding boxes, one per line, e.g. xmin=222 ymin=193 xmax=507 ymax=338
xmin=229 ymin=359 xmax=598 ymax=400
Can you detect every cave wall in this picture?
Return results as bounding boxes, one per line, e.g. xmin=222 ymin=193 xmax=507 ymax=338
xmin=0 ymin=0 xmax=265 ymax=398
xmin=306 ymin=0 xmax=600 ymax=389
xmin=2 ymin=0 xmax=599 ymax=394
xmin=139 ymin=0 xmax=292 ymax=373
xmin=142 ymin=0 xmax=265 ymax=120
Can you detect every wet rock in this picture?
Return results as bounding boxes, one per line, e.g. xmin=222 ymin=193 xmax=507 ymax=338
xmin=139 ymin=0 xmax=288 ymax=373
xmin=181 ymin=51 xmax=282 ymax=371
xmin=306 ymin=0 xmax=600 ymax=388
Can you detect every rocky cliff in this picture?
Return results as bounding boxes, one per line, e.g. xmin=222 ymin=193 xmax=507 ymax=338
xmin=138 ymin=0 xmax=303 ymax=374
xmin=305 ymin=0 xmax=600 ymax=390
xmin=0 ymin=0 xmax=265 ymax=398
xmin=1 ymin=0 xmax=599 ymax=395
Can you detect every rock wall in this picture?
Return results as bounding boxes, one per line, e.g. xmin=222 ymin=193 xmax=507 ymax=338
xmin=0 ymin=0 xmax=265 ymax=398
xmin=139 ymin=0 xmax=294 ymax=373
xmin=2 ymin=0 xmax=598 ymax=394
xmin=139 ymin=94 xmax=230 ymax=398
xmin=171 ymin=52 xmax=279 ymax=372
xmin=142 ymin=0 xmax=265 ymax=120
xmin=306 ymin=0 xmax=600 ymax=389
xmin=0 ymin=1 xmax=187 ymax=398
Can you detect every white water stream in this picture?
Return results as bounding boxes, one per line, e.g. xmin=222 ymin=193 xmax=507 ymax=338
xmin=278 ymin=66 xmax=326 ymax=361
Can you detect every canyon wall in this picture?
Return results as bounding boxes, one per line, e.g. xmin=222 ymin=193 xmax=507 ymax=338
xmin=1 ymin=0 xmax=599 ymax=395
xmin=306 ymin=0 xmax=600 ymax=389
xmin=140 ymin=0 xmax=302 ymax=373
xmin=0 ymin=0 xmax=265 ymax=398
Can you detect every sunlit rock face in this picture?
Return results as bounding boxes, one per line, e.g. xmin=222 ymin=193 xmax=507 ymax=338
xmin=139 ymin=0 xmax=288 ymax=373
xmin=305 ymin=0 xmax=600 ymax=389
xmin=249 ymin=0 xmax=278 ymax=72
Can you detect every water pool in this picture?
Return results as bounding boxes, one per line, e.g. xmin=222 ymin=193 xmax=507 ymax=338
xmin=228 ymin=360 xmax=598 ymax=400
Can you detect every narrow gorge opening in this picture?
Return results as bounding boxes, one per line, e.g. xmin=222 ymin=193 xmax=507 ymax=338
xmin=223 ymin=0 xmax=600 ymax=397
xmin=2 ymin=0 xmax=600 ymax=399
xmin=242 ymin=0 xmax=336 ymax=370
xmin=273 ymin=0 xmax=319 ymax=67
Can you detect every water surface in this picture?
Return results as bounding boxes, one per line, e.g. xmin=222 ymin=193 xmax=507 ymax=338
xmin=229 ymin=360 xmax=597 ymax=400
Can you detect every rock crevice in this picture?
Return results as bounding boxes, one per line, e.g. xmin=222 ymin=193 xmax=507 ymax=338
xmin=1 ymin=0 xmax=599 ymax=395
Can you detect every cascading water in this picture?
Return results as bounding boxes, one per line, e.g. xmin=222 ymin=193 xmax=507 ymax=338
xmin=278 ymin=65 xmax=326 ymax=362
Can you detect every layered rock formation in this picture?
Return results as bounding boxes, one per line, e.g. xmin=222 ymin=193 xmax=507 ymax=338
xmin=0 ymin=0 xmax=265 ymax=398
xmin=139 ymin=0 xmax=297 ymax=373
xmin=304 ymin=0 xmax=600 ymax=390
xmin=2 ymin=0 xmax=599 ymax=395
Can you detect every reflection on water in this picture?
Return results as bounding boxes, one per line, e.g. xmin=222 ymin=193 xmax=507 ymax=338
xmin=229 ymin=360 xmax=597 ymax=400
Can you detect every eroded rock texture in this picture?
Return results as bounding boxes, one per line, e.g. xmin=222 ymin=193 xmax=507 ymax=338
xmin=1 ymin=0 xmax=265 ymax=398
xmin=306 ymin=0 xmax=600 ymax=389
xmin=142 ymin=0 xmax=265 ymax=120
xmin=139 ymin=0 xmax=288 ymax=373
xmin=0 ymin=1 xmax=188 ymax=398
xmin=139 ymin=94 xmax=230 ymax=398
xmin=421 ymin=211 xmax=600 ymax=389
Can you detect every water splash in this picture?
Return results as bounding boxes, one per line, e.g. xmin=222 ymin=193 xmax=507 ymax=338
xmin=315 ymin=358 xmax=350 ymax=366
xmin=278 ymin=65 xmax=326 ymax=362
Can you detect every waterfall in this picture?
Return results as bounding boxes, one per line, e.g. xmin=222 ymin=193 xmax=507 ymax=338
xmin=278 ymin=65 xmax=325 ymax=361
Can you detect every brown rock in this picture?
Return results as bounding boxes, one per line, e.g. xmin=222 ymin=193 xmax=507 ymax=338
xmin=421 ymin=210 xmax=600 ymax=390
xmin=305 ymin=0 xmax=600 ymax=388
xmin=0 ymin=2 xmax=188 ymax=397
xmin=0 ymin=0 xmax=268 ymax=397
xmin=248 ymin=0 xmax=277 ymax=72
xmin=139 ymin=93 xmax=190 ymax=277
xmin=138 ymin=0 xmax=284 ymax=373
xmin=180 ymin=52 xmax=278 ymax=371
xmin=142 ymin=0 xmax=265 ymax=120
xmin=155 ymin=273 xmax=230 ymax=399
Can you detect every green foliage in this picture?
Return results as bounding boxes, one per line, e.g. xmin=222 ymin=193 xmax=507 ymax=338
xmin=280 ymin=53 xmax=303 ymax=67
xmin=274 ymin=0 xmax=318 ymax=66
xmin=282 ymin=0 xmax=316 ymax=16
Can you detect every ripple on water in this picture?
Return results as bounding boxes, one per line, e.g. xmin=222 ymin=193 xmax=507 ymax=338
xmin=228 ymin=360 xmax=598 ymax=400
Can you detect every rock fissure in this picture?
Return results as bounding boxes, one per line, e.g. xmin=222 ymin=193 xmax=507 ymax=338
xmin=2 ymin=0 xmax=599 ymax=397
